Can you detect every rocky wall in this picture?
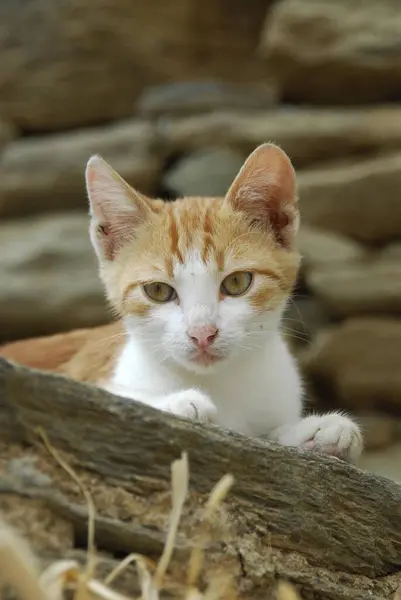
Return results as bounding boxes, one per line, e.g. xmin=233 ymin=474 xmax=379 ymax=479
xmin=1 ymin=0 xmax=401 ymax=482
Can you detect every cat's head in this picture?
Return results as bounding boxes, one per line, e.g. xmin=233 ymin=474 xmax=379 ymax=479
xmin=86 ymin=144 xmax=300 ymax=374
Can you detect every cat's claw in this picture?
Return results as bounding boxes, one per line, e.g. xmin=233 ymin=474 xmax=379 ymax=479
xmin=279 ymin=413 xmax=363 ymax=463
xmin=166 ymin=389 xmax=218 ymax=423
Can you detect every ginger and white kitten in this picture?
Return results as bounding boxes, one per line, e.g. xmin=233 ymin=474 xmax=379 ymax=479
xmin=85 ymin=143 xmax=362 ymax=463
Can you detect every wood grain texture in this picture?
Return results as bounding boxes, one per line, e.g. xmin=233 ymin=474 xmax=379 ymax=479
xmin=0 ymin=357 xmax=401 ymax=599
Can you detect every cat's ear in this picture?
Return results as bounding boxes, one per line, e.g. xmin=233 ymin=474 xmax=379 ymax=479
xmin=224 ymin=143 xmax=299 ymax=249
xmin=86 ymin=155 xmax=152 ymax=261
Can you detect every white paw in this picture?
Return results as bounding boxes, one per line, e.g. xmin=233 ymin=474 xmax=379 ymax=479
xmin=281 ymin=413 xmax=363 ymax=463
xmin=166 ymin=389 xmax=218 ymax=424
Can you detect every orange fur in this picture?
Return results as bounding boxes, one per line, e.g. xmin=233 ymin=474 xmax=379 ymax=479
xmin=2 ymin=145 xmax=300 ymax=388
xmin=0 ymin=323 xmax=124 ymax=384
xmin=101 ymin=196 xmax=299 ymax=320
xmin=60 ymin=321 xmax=125 ymax=384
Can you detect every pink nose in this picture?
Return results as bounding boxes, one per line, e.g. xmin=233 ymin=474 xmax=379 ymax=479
xmin=188 ymin=325 xmax=218 ymax=349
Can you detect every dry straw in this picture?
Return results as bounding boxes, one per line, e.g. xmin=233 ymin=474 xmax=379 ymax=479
xmin=0 ymin=430 xmax=301 ymax=600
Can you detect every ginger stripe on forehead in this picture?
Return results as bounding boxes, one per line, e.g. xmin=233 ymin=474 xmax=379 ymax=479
xmin=165 ymin=198 xmax=225 ymax=272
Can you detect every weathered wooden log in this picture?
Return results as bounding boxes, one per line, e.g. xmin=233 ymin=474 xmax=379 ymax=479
xmin=0 ymin=357 xmax=400 ymax=599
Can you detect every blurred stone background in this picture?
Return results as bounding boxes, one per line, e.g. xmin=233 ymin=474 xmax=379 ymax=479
xmin=1 ymin=0 xmax=401 ymax=480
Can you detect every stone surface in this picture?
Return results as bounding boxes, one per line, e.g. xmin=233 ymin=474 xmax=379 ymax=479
xmin=297 ymin=226 xmax=369 ymax=272
xmin=137 ymin=81 xmax=277 ymax=117
xmin=160 ymin=105 xmax=401 ymax=167
xmin=0 ymin=0 xmax=269 ymax=130
xmin=360 ymin=443 xmax=401 ymax=484
xmin=260 ymin=0 xmax=401 ymax=104
xmin=0 ymin=120 xmax=161 ymax=219
xmin=164 ymin=147 xmax=245 ymax=197
xmin=298 ymin=153 xmax=401 ymax=242
xmin=0 ymin=120 xmax=16 ymax=152
xmin=377 ymin=242 xmax=401 ymax=263
xmin=0 ymin=213 xmax=108 ymax=341
xmin=355 ymin=412 xmax=397 ymax=451
xmin=307 ymin=260 xmax=401 ymax=316
xmin=304 ymin=319 xmax=401 ymax=411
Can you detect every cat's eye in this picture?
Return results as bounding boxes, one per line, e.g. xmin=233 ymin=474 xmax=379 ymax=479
xmin=221 ymin=271 xmax=253 ymax=297
xmin=143 ymin=282 xmax=177 ymax=303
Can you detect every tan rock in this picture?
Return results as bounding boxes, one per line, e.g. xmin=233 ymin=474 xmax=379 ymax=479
xmin=0 ymin=120 xmax=161 ymax=219
xmin=160 ymin=106 xmax=401 ymax=167
xmin=377 ymin=242 xmax=401 ymax=263
xmin=0 ymin=0 xmax=270 ymax=130
xmin=354 ymin=412 xmax=396 ymax=451
xmin=298 ymin=153 xmax=401 ymax=243
xmin=0 ymin=213 xmax=108 ymax=341
xmin=306 ymin=261 xmax=401 ymax=316
xmin=0 ymin=121 xmax=16 ymax=152
xmin=260 ymin=0 xmax=401 ymax=104
xmin=304 ymin=319 xmax=401 ymax=411
xmin=297 ymin=226 xmax=368 ymax=272
xmin=360 ymin=443 xmax=401 ymax=484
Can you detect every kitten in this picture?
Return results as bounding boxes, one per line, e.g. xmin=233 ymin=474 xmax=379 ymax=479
xmin=0 ymin=143 xmax=362 ymax=463
xmin=77 ymin=142 xmax=361 ymax=463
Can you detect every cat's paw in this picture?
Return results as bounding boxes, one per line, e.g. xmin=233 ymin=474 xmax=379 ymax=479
xmin=166 ymin=389 xmax=218 ymax=423
xmin=280 ymin=413 xmax=363 ymax=463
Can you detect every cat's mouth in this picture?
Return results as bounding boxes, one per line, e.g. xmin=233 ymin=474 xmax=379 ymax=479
xmin=189 ymin=349 xmax=224 ymax=366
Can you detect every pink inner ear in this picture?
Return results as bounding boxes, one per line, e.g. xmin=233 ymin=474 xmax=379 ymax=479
xmin=225 ymin=144 xmax=298 ymax=248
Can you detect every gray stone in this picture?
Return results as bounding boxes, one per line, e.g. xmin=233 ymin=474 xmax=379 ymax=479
xmin=137 ymin=81 xmax=277 ymax=117
xmin=261 ymin=0 xmax=401 ymax=104
xmin=164 ymin=148 xmax=245 ymax=197
xmin=160 ymin=106 xmax=401 ymax=167
xmin=0 ymin=120 xmax=161 ymax=219
xmin=0 ymin=213 xmax=108 ymax=341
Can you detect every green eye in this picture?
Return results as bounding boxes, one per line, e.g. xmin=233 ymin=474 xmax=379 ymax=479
xmin=143 ymin=282 xmax=177 ymax=303
xmin=221 ymin=271 xmax=253 ymax=297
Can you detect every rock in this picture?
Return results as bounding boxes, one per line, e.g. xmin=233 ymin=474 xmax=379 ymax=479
xmin=297 ymin=226 xmax=368 ymax=272
xmin=304 ymin=319 xmax=401 ymax=411
xmin=160 ymin=106 xmax=401 ymax=167
xmin=260 ymin=0 xmax=401 ymax=104
xmin=306 ymin=260 xmax=401 ymax=317
xmin=137 ymin=81 xmax=277 ymax=117
xmin=0 ymin=0 xmax=270 ymax=131
xmin=0 ymin=213 xmax=108 ymax=341
xmin=354 ymin=412 xmax=397 ymax=451
xmin=360 ymin=443 xmax=401 ymax=484
xmin=0 ymin=120 xmax=16 ymax=152
xmin=0 ymin=120 xmax=161 ymax=219
xmin=298 ymin=153 xmax=401 ymax=243
xmin=164 ymin=148 xmax=245 ymax=197
xmin=377 ymin=242 xmax=401 ymax=263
